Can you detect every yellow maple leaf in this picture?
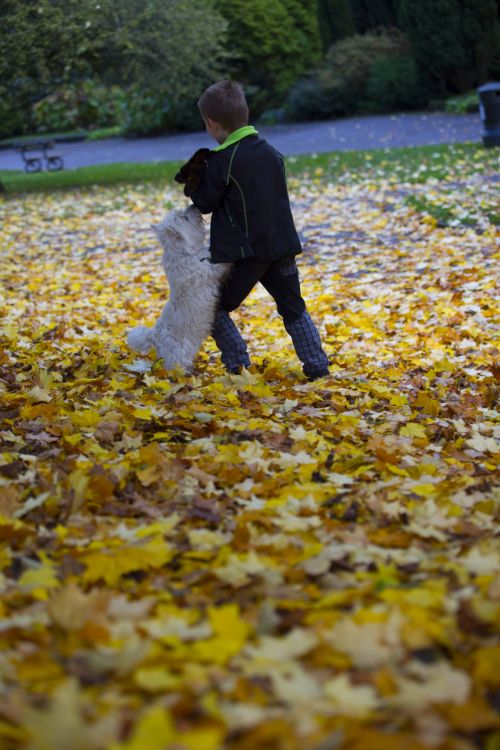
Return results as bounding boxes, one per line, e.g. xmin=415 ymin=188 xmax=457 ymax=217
xmin=81 ymin=536 xmax=172 ymax=585
xmin=171 ymin=728 xmax=224 ymax=750
xmin=324 ymin=673 xmax=379 ymax=716
xmin=27 ymin=386 xmax=52 ymax=403
xmin=134 ymin=666 xmax=180 ymax=693
xmin=385 ymin=464 xmax=409 ymax=476
xmin=47 ymin=583 xmax=109 ymax=631
xmin=23 ymin=679 xmax=94 ymax=750
xmin=192 ymin=604 xmax=250 ymax=664
xmin=18 ymin=553 xmax=59 ymax=597
xmin=64 ymin=433 xmax=82 ymax=446
xmin=390 ymin=394 xmax=408 ymax=407
xmin=414 ymin=392 xmax=440 ymax=416
xmin=466 ymin=434 xmax=499 ymax=453
xmin=133 ymin=406 xmax=154 ymax=420
xmin=110 ymin=706 xmax=174 ymax=750
xmin=400 ymin=423 xmax=427 ymax=439
xmin=69 ymin=468 xmax=90 ymax=507
xmin=386 ymin=661 xmax=470 ymax=711
xmin=136 ymin=465 xmax=161 ymax=486
xmin=0 ymin=720 xmax=25 ymax=743
xmin=244 ymin=628 xmax=318 ymax=663
xmin=70 ymin=409 xmax=101 ymax=428
xmin=410 ymin=483 xmax=438 ymax=497
xmin=473 ymin=646 xmax=500 ymax=686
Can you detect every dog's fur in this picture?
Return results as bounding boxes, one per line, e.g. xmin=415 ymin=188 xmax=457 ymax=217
xmin=127 ymin=206 xmax=231 ymax=372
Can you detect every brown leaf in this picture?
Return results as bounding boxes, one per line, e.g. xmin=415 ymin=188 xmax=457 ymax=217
xmin=0 ymin=485 xmax=21 ymax=516
xmin=47 ymin=584 xmax=110 ymax=631
xmin=94 ymin=421 xmax=121 ymax=443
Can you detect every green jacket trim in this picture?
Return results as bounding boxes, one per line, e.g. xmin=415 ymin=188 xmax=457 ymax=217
xmin=212 ymin=125 xmax=259 ymax=152
xmin=229 ymin=175 xmax=249 ymax=237
xmin=226 ymin=141 xmax=240 ymax=184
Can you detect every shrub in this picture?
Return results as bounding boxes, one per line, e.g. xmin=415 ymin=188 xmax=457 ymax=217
xmin=284 ymin=77 xmax=335 ymax=121
xmin=0 ymin=99 xmax=25 ymax=139
xmin=491 ymin=24 xmax=500 ymax=79
xmin=444 ymin=91 xmax=479 ymax=114
xmin=168 ymin=99 xmax=205 ymax=133
xmin=362 ymin=56 xmax=429 ymax=112
xmin=215 ymin=0 xmax=321 ymax=113
xmin=461 ymin=0 xmax=499 ymax=85
xmin=100 ymin=0 xmax=227 ymax=109
xmin=0 ymin=0 xmax=112 ymax=137
xmin=86 ymin=126 xmax=123 ymax=141
xmin=0 ymin=0 xmax=227 ymax=138
xmin=399 ymin=0 xmax=499 ymax=93
xmin=317 ymin=0 xmax=356 ymax=50
xmin=256 ymin=108 xmax=287 ymax=125
xmin=119 ymin=87 xmax=173 ymax=136
xmin=32 ymin=81 xmax=125 ymax=133
xmin=317 ymin=28 xmax=410 ymax=114
xmin=349 ymin=0 xmax=401 ymax=33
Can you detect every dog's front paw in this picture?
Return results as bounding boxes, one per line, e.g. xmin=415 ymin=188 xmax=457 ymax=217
xmin=127 ymin=326 xmax=153 ymax=354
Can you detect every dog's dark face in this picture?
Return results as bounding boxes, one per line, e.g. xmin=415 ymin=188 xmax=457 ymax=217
xmin=152 ymin=206 xmax=205 ymax=258
xmin=174 ymin=148 xmax=210 ymax=196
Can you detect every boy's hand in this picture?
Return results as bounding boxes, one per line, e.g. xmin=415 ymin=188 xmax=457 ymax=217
xmin=175 ymin=148 xmax=210 ymax=197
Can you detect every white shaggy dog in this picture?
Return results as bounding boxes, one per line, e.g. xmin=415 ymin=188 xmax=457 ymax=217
xmin=127 ymin=206 xmax=231 ymax=372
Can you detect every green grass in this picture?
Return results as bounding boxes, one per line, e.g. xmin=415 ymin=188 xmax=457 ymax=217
xmin=0 ymin=161 xmax=182 ymax=194
xmin=0 ymin=142 xmax=498 ymax=197
xmin=403 ymin=195 xmax=456 ymax=226
xmin=285 ymin=142 xmax=498 ymax=184
xmin=403 ymin=194 xmax=500 ymax=229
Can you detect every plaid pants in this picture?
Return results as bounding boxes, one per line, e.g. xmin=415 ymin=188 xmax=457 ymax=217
xmin=211 ymin=309 xmax=251 ymax=372
xmin=284 ymin=311 xmax=330 ymax=378
xmin=211 ymin=257 xmax=329 ymax=378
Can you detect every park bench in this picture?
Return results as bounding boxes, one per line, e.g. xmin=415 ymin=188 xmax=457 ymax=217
xmin=15 ymin=140 xmax=64 ymax=173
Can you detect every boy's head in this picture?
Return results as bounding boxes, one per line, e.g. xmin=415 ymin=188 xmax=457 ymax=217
xmin=198 ymin=80 xmax=249 ymax=143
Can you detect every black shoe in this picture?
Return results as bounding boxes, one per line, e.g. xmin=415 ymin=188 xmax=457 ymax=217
xmin=305 ymin=368 xmax=330 ymax=381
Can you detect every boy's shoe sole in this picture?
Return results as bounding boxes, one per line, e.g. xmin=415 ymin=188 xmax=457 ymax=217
xmin=305 ymin=369 xmax=330 ymax=381
xmin=227 ymin=365 xmax=252 ymax=375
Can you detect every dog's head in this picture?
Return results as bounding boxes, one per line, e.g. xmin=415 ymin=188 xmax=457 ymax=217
xmin=175 ymin=148 xmax=210 ymax=197
xmin=152 ymin=206 xmax=205 ymax=257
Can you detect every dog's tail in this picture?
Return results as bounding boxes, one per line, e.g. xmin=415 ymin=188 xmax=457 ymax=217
xmin=127 ymin=326 xmax=154 ymax=354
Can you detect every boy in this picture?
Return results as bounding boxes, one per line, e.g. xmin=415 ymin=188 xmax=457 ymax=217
xmin=187 ymin=80 xmax=329 ymax=380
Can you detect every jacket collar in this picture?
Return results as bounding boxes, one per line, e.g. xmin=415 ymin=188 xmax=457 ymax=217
xmin=212 ymin=125 xmax=259 ymax=152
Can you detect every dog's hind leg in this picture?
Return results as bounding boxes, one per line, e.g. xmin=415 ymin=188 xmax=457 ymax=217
xmin=127 ymin=326 xmax=154 ymax=354
xmin=128 ymin=299 xmax=170 ymax=355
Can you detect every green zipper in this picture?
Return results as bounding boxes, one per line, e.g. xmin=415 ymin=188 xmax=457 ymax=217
xmin=229 ymin=175 xmax=249 ymax=237
xmin=224 ymin=141 xmax=250 ymax=258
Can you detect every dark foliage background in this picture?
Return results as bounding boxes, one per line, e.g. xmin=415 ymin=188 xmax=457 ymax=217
xmin=0 ymin=0 xmax=498 ymax=137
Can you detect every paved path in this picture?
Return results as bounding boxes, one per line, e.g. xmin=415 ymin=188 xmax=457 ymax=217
xmin=0 ymin=112 xmax=482 ymax=171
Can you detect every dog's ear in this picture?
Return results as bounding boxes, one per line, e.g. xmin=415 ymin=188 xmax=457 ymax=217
xmin=174 ymin=166 xmax=188 ymax=183
xmin=164 ymin=227 xmax=183 ymax=241
xmin=151 ymin=224 xmax=182 ymax=242
xmin=175 ymin=148 xmax=209 ymax=187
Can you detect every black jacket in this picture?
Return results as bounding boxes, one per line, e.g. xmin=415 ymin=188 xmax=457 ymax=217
xmin=190 ymin=135 xmax=302 ymax=264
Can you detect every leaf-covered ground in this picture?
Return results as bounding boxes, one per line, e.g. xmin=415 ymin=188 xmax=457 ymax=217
xmin=0 ymin=151 xmax=499 ymax=750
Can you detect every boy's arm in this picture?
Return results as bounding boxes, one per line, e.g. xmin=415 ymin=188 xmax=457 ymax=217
xmin=188 ymin=155 xmax=226 ymax=214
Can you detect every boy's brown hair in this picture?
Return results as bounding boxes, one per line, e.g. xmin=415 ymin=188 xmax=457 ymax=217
xmin=198 ymin=80 xmax=249 ymax=132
